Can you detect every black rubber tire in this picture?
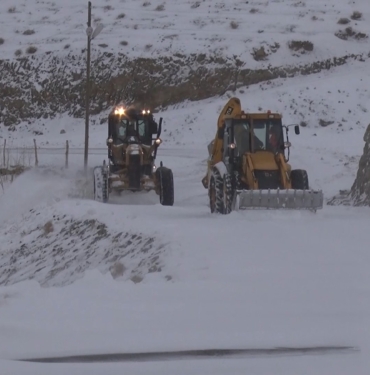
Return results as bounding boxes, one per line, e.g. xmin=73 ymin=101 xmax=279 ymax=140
xmin=157 ymin=166 xmax=174 ymax=206
xmin=291 ymin=169 xmax=309 ymax=190
xmin=209 ymin=167 xmax=224 ymax=214
xmin=93 ymin=166 xmax=109 ymax=203
xmin=222 ymin=173 xmax=234 ymax=215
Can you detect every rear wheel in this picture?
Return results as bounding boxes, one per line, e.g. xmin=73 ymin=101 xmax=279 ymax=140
xmin=93 ymin=165 xmax=109 ymax=203
xmin=157 ymin=166 xmax=174 ymax=206
xmin=209 ymin=167 xmax=224 ymax=214
xmin=291 ymin=169 xmax=309 ymax=190
xmin=222 ymin=173 xmax=234 ymax=214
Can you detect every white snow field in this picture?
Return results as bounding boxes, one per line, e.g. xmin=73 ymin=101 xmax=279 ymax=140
xmin=1 ymin=60 xmax=370 ymax=374
xmin=0 ymin=0 xmax=369 ymax=66
xmin=1 ymin=0 xmax=370 ymax=374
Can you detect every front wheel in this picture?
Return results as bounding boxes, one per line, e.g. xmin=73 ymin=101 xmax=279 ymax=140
xmin=156 ymin=166 xmax=174 ymax=206
xmin=222 ymin=173 xmax=234 ymax=214
xmin=93 ymin=165 xmax=109 ymax=203
xmin=290 ymin=169 xmax=309 ymax=190
xmin=209 ymin=168 xmax=234 ymax=214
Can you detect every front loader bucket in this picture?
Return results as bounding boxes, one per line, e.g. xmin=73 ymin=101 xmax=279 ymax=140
xmin=235 ymin=189 xmax=324 ymax=211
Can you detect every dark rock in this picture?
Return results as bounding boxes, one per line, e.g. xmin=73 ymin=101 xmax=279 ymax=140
xmin=350 ymin=124 xmax=370 ymax=205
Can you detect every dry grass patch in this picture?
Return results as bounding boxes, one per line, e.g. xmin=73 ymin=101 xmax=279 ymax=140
xmin=288 ymin=40 xmax=314 ymax=52
xmin=23 ymin=29 xmax=35 ymax=35
xmin=350 ymin=11 xmax=362 ymax=20
xmin=338 ymin=17 xmax=350 ymax=25
xmin=335 ymin=27 xmax=368 ymax=40
xmin=26 ymin=46 xmax=37 ymax=54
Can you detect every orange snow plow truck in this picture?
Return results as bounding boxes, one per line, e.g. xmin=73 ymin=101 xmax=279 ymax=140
xmin=201 ymin=97 xmax=323 ymax=214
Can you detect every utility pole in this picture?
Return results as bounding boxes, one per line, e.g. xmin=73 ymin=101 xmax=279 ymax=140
xmin=84 ymin=1 xmax=92 ymax=171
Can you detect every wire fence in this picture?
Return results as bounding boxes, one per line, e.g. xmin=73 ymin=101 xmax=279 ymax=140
xmin=0 ymin=139 xmax=88 ymax=190
xmin=0 ymin=139 xmax=114 ymax=169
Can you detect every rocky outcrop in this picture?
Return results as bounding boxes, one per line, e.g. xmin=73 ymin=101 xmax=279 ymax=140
xmin=349 ymin=124 xmax=370 ymax=205
xmin=0 ymin=50 xmax=369 ymax=126
xmin=328 ymin=124 xmax=370 ymax=206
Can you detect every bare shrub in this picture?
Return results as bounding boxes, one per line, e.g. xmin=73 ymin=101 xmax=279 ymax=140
xmin=162 ymin=34 xmax=178 ymax=40
xmin=252 ymin=46 xmax=268 ymax=61
xmin=288 ymin=40 xmax=314 ymax=51
xmin=64 ymin=44 xmax=70 ymax=49
xmin=230 ymin=21 xmax=239 ymax=29
xmin=103 ymin=5 xmax=113 ymax=11
xmin=43 ymin=220 xmax=54 ymax=235
xmin=14 ymin=49 xmax=22 ymax=56
xmin=23 ymin=29 xmax=35 ymax=35
xmin=311 ymin=15 xmax=318 ymax=21
xmin=142 ymin=1 xmax=151 ymax=6
xmin=270 ymin=42 xmax=280 ymax=52
xmin=250 ymin=8 xmax=259 ymax=14
xmin=335 ymin=27 xmax=368 ymax=40
xmin=145 ymin=44 xmax=153 ymax=51
xmin=193 ymin=18 xmax=206 ymax=28
xmin=98 ymin=43 xmax=108 ymax=48
xmin=8 ymin=7 xmax=16 ymax=13
xmin=117 ymin=13 xmax=125 ymax=19
xmin=26 ymin=46 xmax=37 ymax=54
xmin=0 ymin=38 xmax=4 ymax=45
xmin=350 ymin=11 xmax=362 ymax=20
xmin=191 ymin=1 xmax=201 ymax=8
xmin=319 ymin=119 xmax=334 ymax=127
xmin=155 ymin=4 xmax=165 ymax=11
xmin=110 ymin=262 xmax=126 ymax=279
xmin=285 ymin=24 xmax=297 ymax=33
xmin=120 ymin=40 xmax=128 ymax=46
xmin=338 ymin=17 xmax=350 ymax=25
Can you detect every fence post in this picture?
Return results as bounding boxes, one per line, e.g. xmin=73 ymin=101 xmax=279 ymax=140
xmin=33 ymin=139 xmax=38 ymax=166
xmin=65 ymin=140 xmax=69 ymax=168
xmin=2 ymin=139 xmax=6 ymax=166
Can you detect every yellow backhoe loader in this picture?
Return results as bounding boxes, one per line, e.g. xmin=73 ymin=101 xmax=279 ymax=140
xmin=201 ymin=97 xmax=323 ymax=213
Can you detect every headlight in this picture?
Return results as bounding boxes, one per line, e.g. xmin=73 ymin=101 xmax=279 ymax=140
xmin=284 ymin=141 xmax=291 ymax=148
xmin=155 ymin=138 xmax=162 ymax=145
xmin=229 ymin=143 xmax=236 ymax=149
xmin=114 ymin=107 xmax=125 ymax=115
xmin=107 ymin=137 xmax=113 ymax=144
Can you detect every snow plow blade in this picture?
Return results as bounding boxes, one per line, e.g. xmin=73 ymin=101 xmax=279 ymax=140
xmin=236 ymin=189 xmax=324 ymax=211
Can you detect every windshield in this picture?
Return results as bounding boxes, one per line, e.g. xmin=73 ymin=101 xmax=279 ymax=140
xmin=116 ymin=118 xmax=147 ymax=140
xmin=253 ymin=118 xmax=283 ymax=152
xmin=231 ymin=118 xmax=283 ymax=154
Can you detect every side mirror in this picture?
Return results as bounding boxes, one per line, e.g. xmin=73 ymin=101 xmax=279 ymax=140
xmin=294 ymin=125 xmax=300 ymax=135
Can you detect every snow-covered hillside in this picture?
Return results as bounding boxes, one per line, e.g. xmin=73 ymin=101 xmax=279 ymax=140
xmin=0 ymin=0 xmax=369 ymax=67
xmin=1 ymin=1 xmax=370 ymax=374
